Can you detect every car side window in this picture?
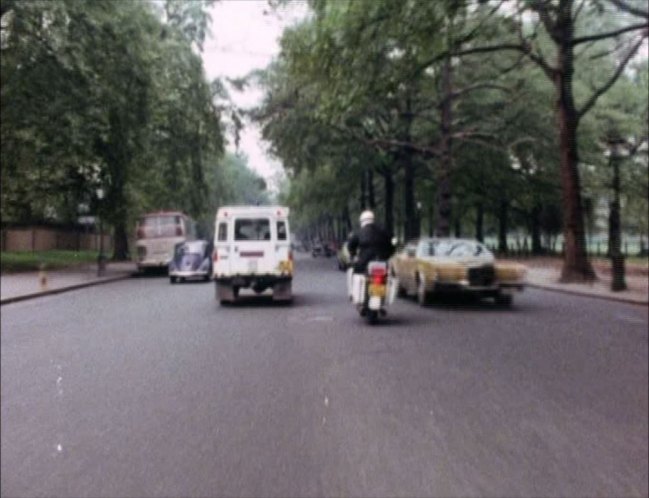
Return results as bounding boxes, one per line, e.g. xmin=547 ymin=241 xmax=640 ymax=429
xmin=217 ymin=222 xmax=228 ymax=242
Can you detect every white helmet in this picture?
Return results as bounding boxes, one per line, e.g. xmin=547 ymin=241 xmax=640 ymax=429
xmin=359 ymin=210 xmax=375 ymax=227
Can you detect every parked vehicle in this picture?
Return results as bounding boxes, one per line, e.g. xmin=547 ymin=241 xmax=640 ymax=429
xmin=135 ymin=211 xmax=196 ymax=272
xmin=169 ymin=240 xmax=212 ymax=283
xmin=347 ymin=260 xmax=397 ymax=324
xmin=212 ymin=206 xmax=293 ymax=304
xmin=390 ymin=237 xmax=527 ymax=306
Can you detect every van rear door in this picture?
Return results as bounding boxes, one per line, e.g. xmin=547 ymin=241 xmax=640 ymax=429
xmin=230 ymin=216 xmax=276 ymax=275
xmin=214 ymin=218 xmax=231 ymax=276
xmin=275 ymin=217 xmax=291 ymax=272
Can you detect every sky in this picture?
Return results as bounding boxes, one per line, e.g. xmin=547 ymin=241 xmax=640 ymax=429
xmin=201 ymin=0 xmax=308 ymax=191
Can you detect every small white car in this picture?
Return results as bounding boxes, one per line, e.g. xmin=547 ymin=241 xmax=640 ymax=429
xmin=212 ymin=206 xmax=293 ymax=304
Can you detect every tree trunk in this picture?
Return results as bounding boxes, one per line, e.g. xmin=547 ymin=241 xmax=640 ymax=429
xmin=454 ymin=218 xmax=461 ymax=238
xmin=554 ymin=2 xmax=596 ymax=282
xmin=403 ymin=153 xmax=417 ymax=240
xmin=367 ymin=169 xmax=375 ymax=210
xmin=383 ymin=171 xmax=394 ymax=236
xmin=531 ymin=204 xmax=543 ymax=254
xmin=435 ymin=55 xmax=453 ymax=237
xmin=113 ymin=221 xmax=129 ymax=261
xmin=498 ymin=200 xmax=508 ymax=254
xmin=609 ymin=149 xmax=626 ymax=290
xmin=475 ymin=202 xmax=484 ymax=242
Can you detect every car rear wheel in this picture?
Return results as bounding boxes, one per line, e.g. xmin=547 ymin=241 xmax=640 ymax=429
xmin=495 ymin=292 xmax=513 ymax=307
xmin=169 ymin=276 xmax=177 ymax=284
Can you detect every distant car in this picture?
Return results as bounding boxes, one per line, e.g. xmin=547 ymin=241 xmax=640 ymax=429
xmin=390 ymin=237 xmax=526 ymax=306
xmin=312 ymin=242 xmax=333 ymax=257
xmin=169 ymin=240 xmax=213 ymax=283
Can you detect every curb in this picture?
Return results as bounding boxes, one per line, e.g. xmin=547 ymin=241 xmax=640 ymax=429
xmin=527 ymin=283 xmax=648 ymax=306
xmin=0 ymin=273 xmax=133 ymax=306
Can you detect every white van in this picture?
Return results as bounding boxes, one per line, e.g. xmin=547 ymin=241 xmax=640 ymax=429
xmin=135 ymin=211 xmax=196 ymax=272
xmin=212 ymin=206 xmax=293 ymax=303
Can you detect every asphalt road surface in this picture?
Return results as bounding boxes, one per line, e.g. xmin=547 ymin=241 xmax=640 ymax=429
xmin=2 ymin=254 xmax=647 ymax=497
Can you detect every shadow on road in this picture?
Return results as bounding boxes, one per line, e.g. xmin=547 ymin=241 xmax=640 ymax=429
xmin=396 ymin=294 xmax=532 ymax=312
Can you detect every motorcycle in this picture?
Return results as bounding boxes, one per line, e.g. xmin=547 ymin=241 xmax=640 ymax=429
xmin=347 ymin=260 xmax=397 ymax=324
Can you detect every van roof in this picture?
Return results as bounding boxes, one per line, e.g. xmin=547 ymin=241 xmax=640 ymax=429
xmin=216 ymin=205 xmax=290 ymax=218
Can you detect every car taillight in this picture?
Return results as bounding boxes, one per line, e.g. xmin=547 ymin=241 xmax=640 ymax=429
xmin=137 ymin=228 xmax=144 ymax=239
xmin=212 ymin=250 xmax=218 ymax=263
xmin=288 ymin=250 xmax=293 ymax=261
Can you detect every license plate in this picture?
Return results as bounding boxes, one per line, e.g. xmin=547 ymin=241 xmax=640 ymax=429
xmin=248 ymin=260 xmax=257 ymax=272
xmin=368 ymin=284 xmax=386 ymax=297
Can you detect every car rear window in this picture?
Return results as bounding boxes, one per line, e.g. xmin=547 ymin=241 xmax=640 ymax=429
xmin=182 ymin=241 xmax=207 ymax=254
xmin=234 ymin=218 xmax=271 ymax=241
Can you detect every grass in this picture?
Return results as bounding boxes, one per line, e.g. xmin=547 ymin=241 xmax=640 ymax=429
xmin=0 ymin=250 xmax=100 ymax=273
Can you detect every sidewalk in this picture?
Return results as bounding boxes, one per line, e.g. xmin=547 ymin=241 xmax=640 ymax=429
xmin=507 ymin=258 xmax=648 ymax=306
xmin=0 ymin=262 xmax=137 ymax=305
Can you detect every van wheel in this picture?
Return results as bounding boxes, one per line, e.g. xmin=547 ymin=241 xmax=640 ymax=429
xmin=216 ymin=282 xmax=238 ymax=304
xmin=170 ymin=276 xmax=177 ymax=284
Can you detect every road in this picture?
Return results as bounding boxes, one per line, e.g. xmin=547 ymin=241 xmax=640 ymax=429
xmin=2 ymin=254 xmax=647 ymax=497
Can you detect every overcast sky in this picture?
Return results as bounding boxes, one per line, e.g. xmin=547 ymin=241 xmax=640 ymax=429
xmin=201 ymin=0 xmax=308 ymax=190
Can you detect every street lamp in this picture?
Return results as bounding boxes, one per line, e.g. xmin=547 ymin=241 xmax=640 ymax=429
xmin=96 ymin=188 xmax=107 ymax=277
xmin=606 ymin=137 xmax=627 ymax=291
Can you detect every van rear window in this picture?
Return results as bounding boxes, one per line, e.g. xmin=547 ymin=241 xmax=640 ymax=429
xmin=277 ymin=221 xmax=287 ymax=241
xmin=217 ymin=222 xmax=228 ymax=241
xmin=234 ymin=218 xmax=271 ymax=241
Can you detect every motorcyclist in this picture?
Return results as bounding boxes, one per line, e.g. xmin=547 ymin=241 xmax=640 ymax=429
xmin=347 ymin=210 xmax=394 ymax=273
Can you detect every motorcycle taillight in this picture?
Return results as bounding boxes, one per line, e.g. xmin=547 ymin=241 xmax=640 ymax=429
xmin=370 ymin=268 xmax=387 ymax=285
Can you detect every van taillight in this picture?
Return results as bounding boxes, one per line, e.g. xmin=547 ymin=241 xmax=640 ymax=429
xmin=212 ymin=250 xmax=218 ymax=263
xmin=137 ymin=228 xmax=144 ymax=239
xmin=288 ymin=250 xmax=293 ymax=261
xmin=176 ymin=226 xmax=183 ymax=236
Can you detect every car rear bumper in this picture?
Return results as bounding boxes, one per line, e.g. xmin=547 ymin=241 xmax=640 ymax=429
xmin=169 ymin=269 xmax=209 ymax=278
xmin=432 ymin=282 xmax=525 ymax=294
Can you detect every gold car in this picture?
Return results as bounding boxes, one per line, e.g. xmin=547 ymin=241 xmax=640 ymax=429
xmin=390 ymin=238 xmax=526 ymax=306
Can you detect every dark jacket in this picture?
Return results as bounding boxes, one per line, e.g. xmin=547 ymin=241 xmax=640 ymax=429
xmin=347 ymin=223 xmax=394 ymax=273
